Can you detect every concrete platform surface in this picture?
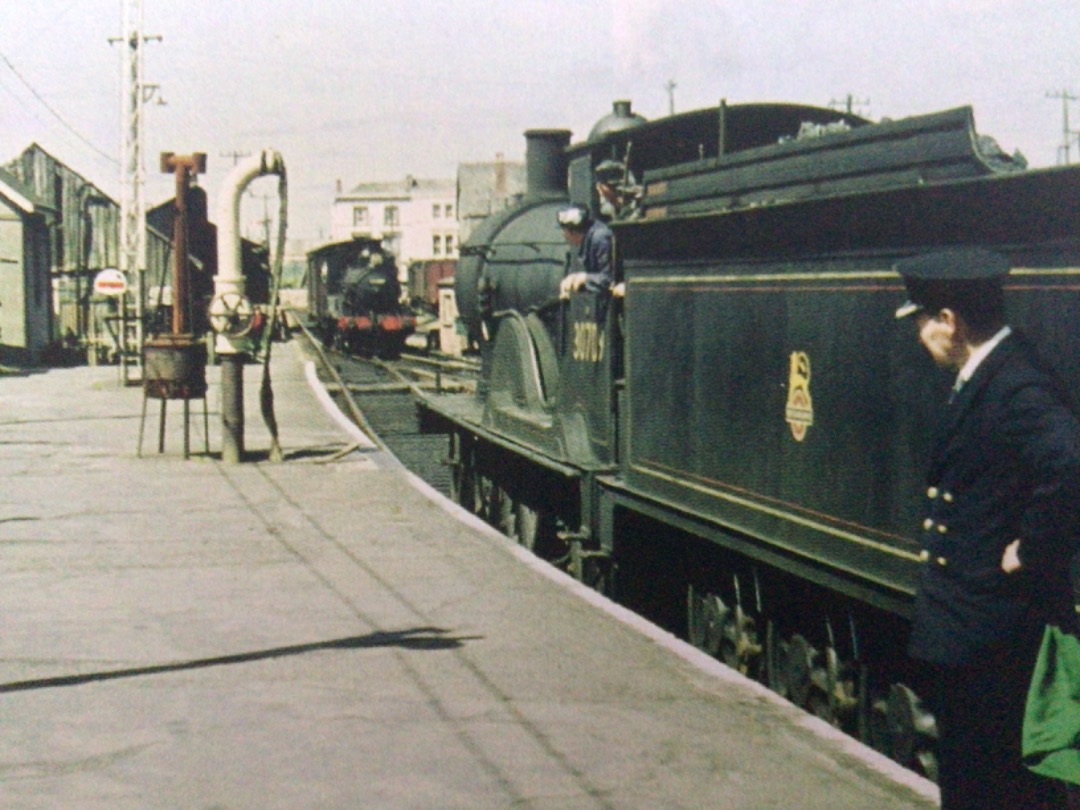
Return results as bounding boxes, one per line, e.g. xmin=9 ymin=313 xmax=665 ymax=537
xmin=0 ymin=343 xmax=938 ymax=809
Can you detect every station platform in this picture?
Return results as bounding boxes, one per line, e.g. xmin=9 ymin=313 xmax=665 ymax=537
xmin=0 ymin=341 xmax=938 ymax=809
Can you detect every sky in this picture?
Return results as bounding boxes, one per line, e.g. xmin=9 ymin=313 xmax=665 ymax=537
xmin=1 ymin=0 xmax=1078 ymax=247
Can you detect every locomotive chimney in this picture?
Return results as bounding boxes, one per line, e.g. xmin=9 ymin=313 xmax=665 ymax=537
xmin=524 ymin=129 xmax=571 ymax=200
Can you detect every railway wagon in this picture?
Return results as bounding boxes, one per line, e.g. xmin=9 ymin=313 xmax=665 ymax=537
xmin=306 ymin=237 xmax=415 ymax=358
xmin=407 ymin=258 xmax=458 ymax=313
xmin=415 ymin=98 xmax=1080 ymax=773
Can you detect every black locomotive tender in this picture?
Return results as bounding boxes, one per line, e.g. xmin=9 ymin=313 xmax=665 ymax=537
xmin=415 ymin=99 xmax=1080 ymax=773
xmin=306 ymin=237 xmax=416 ymax=358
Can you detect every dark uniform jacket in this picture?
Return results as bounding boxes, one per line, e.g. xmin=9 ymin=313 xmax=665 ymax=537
xmin=909 ymin=332 xmax=1080 ymax=666
xmin=575 ymin=219 xmax=613 ymax=292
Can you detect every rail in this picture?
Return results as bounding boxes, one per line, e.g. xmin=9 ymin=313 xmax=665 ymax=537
xmin=292 ymin=319 xmax=388 ymax=454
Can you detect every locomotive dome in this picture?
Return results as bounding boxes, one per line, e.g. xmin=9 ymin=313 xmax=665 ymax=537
xmin=588 ymin=100 xmax=647 ymax=142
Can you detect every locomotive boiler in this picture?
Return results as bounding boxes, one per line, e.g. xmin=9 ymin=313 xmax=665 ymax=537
xmin=306 ymin=237 xmax=415 ymax=358
xmin=415 ymin=98 xmax=1080 ymax=774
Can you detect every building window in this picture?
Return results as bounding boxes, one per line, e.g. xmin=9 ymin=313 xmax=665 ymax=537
xmin=385 ymin=233 xmax=402 ymax=257
xmin=445 ymin=235 xmax=454 ymax=255
xmin=432 ymin=204 xmax=441 ymax=219
xmin=433 ymin=235 xmax=442 ymax=256
xmin=384 ymin=205 xmax=399 ymax=227
xmin=445 ymin=204 xmax=453 ymax=219
xmin=353 ymin=206 xmax=368 ymax=226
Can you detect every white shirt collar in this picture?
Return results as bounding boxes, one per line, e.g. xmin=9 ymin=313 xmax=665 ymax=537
xmin=957 ymin=325 xmax=1012 ymax=386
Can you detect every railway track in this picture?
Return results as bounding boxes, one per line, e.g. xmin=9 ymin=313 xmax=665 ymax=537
xmin=297 ymin=326 xmax=474 ymax=496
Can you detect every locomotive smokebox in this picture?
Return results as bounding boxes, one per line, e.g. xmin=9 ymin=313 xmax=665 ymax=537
xmin=455 ymin=128 xmax=573 ymax=329
xmin=525 ymin=129 xmax=571 ymax=199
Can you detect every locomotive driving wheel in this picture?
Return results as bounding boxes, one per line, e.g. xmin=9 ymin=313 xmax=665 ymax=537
xmin=514 ymin=500 xmax=567 ymax=562
xmin=514 ymin=501 xmax=540 ymax=551
xmin=687 ymin=584 xmax=763 ymax=675
xmin=492 ymin=485 xmax=515 ymax=537
xmin=882 ymin=683 xmax=939 ymax=781
xmin=687 ymin=585 xmax=727 ymax=659
xmin=807 ymin=643 xmax=857 ymax=727
xmin=473 ymin=472 xmax=495 ymax=521
xmin=720 ymin=603 xmax=762 ymax=675
xmin=779 ymin=634 xmax=816 ymax=708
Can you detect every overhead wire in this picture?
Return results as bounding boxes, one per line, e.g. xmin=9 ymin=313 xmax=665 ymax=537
xmin=0 ymin=48 xmax=116 ymax=166
xmin=27 ymin=0 xmax=80 ymax=40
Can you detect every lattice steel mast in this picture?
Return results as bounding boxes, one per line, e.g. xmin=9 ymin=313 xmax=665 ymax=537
xmin=110 ymin=0 xmax=160 ymax=377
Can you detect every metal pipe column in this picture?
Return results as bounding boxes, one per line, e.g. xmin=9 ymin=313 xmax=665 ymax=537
xmin=213 ymin=149 xmax=286 ymax=464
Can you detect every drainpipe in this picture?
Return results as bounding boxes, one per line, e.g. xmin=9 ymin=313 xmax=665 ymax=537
xmin=212 ymin=149 xmax=286 ymax=463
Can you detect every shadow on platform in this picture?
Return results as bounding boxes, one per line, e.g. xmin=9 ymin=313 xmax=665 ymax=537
xmin=0 ymin=627 xmax=479 ymax=694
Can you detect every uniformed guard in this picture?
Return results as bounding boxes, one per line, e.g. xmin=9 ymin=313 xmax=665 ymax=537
xmin=895 ymin=246 xmax=1080 ymax=809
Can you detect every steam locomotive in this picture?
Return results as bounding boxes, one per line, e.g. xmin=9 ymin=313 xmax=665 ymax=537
xmin=306 ymin=237 xmax=415 ymax=358
xmin=414 ymin=98 xmax=1080 ymax=773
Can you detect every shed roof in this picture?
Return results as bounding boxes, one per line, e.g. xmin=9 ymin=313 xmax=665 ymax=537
xmin=0 ymin=166 xmax=38 ymax=214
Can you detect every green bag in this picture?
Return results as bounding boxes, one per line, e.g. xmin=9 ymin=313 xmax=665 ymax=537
xmin=1023 ymin=624 xmax=1080 ymax=785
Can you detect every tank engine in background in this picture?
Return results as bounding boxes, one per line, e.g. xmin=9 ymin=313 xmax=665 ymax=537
xmin=415 ymin=98 xmax=1080 ymax=776
xmin=306 ymin=237 xmax=415 ymax=358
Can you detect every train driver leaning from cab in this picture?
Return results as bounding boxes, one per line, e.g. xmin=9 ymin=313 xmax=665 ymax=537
xmin=558 ymin=204 xmax=620 ymax=299
xmin=594 ymin=159 xmax=628 ymax=220
xmin=594 ymin=158 xmax=642 ymax=226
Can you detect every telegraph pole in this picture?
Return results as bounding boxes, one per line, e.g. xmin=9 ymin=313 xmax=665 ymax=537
xmin=220 ymin=150 xmax=252 ymax=166
xmin=830 ymin=94 xmax=870 ymax=117
xmin=1047 ymin=89 xmax=1077 ymax=165
xmin=109 ymin=0 xmax=162 ymax=381
xmin=665 ymin=79 xmax=677 ymax=116
xmin=259 ymin=194 xmax=273 ymax=248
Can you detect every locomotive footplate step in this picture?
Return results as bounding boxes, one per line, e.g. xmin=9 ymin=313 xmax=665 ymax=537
xmin=0 ymin=342 xmax=936 ymax=809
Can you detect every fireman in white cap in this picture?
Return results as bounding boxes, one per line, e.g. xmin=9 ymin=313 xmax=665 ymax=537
xmin=557 ymin=204 xmax=613 ymax=298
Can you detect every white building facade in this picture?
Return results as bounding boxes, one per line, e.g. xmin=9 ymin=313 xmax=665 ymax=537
xmin=330 ymin=176 xmax=458 ymax=280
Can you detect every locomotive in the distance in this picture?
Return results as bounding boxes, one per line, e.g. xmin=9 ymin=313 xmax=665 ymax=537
xmin=305 ymin=237 xmax=416 ymax=358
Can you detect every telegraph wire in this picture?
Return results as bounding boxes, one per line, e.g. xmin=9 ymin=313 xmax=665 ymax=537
xmin=28 ymin=0 xmax=80 ymax=40
xmin=0 ymin=48 xmax=117 ymax=165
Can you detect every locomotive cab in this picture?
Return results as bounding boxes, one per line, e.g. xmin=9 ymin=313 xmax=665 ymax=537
xmin=480 ymin=288 xmax=619 ymax=466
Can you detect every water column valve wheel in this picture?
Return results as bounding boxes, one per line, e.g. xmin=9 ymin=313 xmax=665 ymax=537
xmin=208 ymin=291 xmax=256 ymax=348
